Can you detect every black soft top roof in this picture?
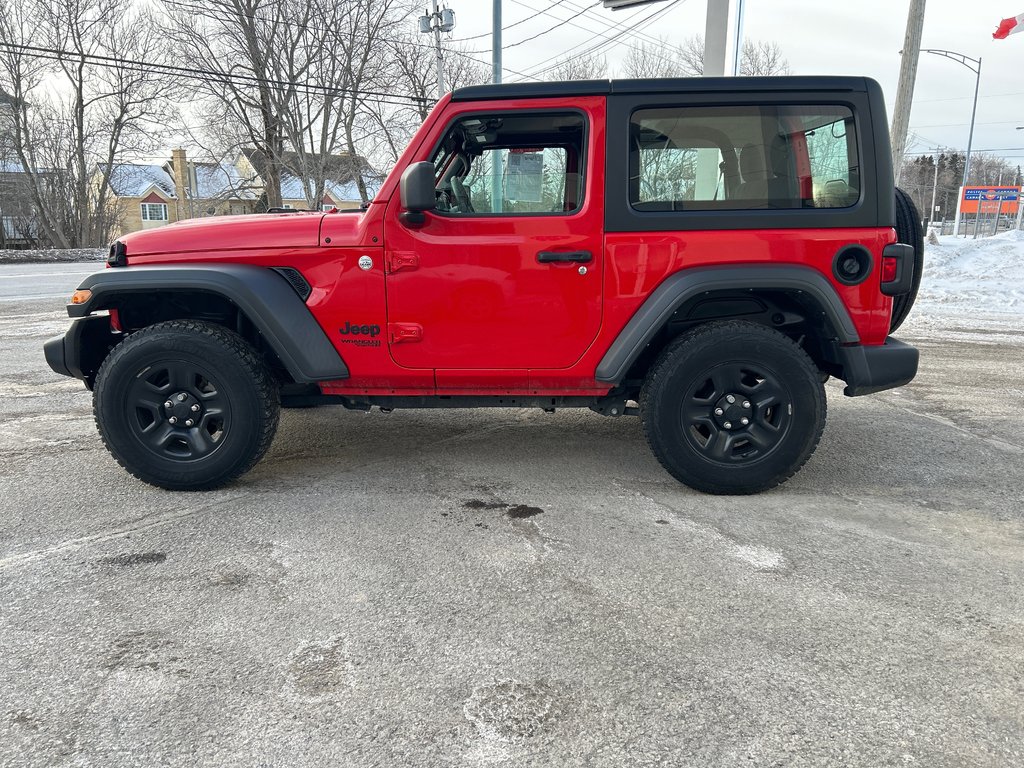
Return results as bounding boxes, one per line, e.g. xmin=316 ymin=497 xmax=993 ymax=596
xmin=451 ymin=76 xmax=876 ymax=102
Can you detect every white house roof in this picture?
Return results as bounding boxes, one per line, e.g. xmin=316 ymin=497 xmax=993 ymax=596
xmin=191 ymin=162 xmax=258 ymax=200
xmin=280 ymin=172 xmax=380 ymax=203
xmin=105 ymin=164 xmax=177 ymax=198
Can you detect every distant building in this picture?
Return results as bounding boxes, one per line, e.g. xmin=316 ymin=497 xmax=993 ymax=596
xmin=235 ymin=147 xmax=381 ymax=211
xmin=0 ymin=89 xmax=45 ymax=249
xmin=102 ymin=147 xmax=380 ymax=239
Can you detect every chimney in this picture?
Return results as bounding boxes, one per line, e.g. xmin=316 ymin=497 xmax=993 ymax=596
xmin=171 ymin=148 xmax=188 ymax=220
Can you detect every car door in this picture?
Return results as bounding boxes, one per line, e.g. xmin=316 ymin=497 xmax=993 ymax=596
xmin=382 ymin=99 xmax=605 ymax=387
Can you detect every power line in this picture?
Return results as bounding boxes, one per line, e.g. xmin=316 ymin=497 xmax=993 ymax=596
xmin=512 ymin=0 xmax=685 ymax=81
xmin=449 ymin=0 xmax=570 ymax=42
xmin=158 ymin=0 xmax=539 ymax=82
xmin=459 ymin=1 xmax=599 ymax=55
xmin=0 ymin=41 xmax=426 ymax=109
xmin=506 ymin=0 xmax=688 ymax=74
xmin=518 ymin=0 xmax=679 ymax=50
xmin=917 ymin=90 xmax=1024 ymax=104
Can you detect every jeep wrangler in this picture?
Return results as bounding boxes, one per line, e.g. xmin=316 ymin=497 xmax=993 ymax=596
xmin=45 ymin=77 xmax=922 ymax=494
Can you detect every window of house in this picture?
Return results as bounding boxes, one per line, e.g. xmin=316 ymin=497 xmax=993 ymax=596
xmin=140 ymin=202 xmax=168 ymax=221
xmin=322 ymin=203 xmax=337 ymax=211
xmin=430 ymin=112 xmax=586 ymax=216
xmin=629 ymin=105 xmax=859 ymax=212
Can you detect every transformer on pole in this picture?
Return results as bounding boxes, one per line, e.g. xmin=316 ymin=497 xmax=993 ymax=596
xmin=419 ymin=2 xmax=455 ymax=98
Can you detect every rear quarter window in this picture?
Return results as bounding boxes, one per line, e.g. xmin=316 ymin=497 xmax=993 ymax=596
xmin=629 ymin=105 xmax=859 ymax=212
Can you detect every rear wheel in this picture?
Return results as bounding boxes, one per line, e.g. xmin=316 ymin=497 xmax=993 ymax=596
xmin=93 ymin=320 xmax=280 ymax=490
xmin=640 ymin=321 xmax=826 ymax=495
xmin=890 ymin=187 xmax=925 ymax=332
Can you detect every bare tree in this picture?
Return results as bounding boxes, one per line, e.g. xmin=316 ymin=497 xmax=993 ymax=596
xmin=621 ymin=35 xmax=790 ymax=78
xmin=167 ymin=0 xmax=415 ymax=209
xmin=363 ymin=35 xmax=488 ymax=170
xmin=546 ymin=51 xmax=608 ymax=81
xmin=163 ymin=0 xmax=302 ymax=209
xmin=621 ymin=37 xmax=696 ymax=78
xmin=0 ymin=0 xmax=170 ymax=247
xmin=740 ymin=40 xmax=792 ymax=77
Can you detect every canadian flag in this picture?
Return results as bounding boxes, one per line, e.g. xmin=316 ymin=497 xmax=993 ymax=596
xmin=993 ymin=12 xmax=1024 ymax=38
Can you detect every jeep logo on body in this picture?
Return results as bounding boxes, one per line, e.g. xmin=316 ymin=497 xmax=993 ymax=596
xmin=340 ymin=322 xmax=381 ymax=337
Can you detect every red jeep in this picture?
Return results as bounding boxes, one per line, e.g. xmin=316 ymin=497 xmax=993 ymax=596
xmin=45 ymin=77 xmax=921 ymax=494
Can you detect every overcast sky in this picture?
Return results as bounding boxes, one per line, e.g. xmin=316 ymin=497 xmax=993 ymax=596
xmin=445 ymin=0 xmax=1024 ymax=166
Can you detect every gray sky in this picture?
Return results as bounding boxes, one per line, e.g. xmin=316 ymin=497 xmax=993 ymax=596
xmin=446 ymin=0 xmax=1024 ymax=166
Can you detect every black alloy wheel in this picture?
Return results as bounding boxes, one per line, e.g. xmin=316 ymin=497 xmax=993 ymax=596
xmin=641 ymin=321 xmax=826 ymax=495
xmin=93 ymin=320 xmax=280 ymax=490
xmin=124 ymin=359 xmax=230 ymax=462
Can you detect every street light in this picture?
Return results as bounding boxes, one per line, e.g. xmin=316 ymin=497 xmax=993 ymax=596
xmin=922 ymin=49 xmax=981 ymax=236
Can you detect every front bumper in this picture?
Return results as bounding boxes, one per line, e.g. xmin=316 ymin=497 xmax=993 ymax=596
xmin=43 ymin=314 xmax=116 ymax=388
xmin=838 ymin=337 xmax=919 ymax=396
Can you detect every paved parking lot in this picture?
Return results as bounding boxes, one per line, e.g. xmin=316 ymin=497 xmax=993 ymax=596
xmin=1 ymin=267 xmax=1022 ymax=766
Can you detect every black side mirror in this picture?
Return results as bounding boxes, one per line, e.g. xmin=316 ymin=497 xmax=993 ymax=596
xmin=399 ymin=162 xmax=436 ymax=226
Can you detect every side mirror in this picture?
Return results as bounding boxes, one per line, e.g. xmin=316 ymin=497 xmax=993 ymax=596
xmin=399 ymin=161 xmax=436 ymax=226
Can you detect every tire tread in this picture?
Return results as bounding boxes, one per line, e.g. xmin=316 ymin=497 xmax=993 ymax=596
xmin=93 ymin=320 xmax=280 ymax=490
xmin=640 ymin=321 xmax=826 ymax=494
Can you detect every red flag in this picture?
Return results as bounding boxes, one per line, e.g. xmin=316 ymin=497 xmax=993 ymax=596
xmin=993 ymin=12 xmax=1024 ymax=38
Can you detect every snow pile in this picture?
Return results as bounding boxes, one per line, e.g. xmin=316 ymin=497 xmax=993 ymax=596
xmin=0 ymin=248 xmax=105 ymax=264
xmin=918 ymin=229 xmax=1024 ymax=315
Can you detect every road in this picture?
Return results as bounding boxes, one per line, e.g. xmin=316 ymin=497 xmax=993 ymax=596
xmin=0 ymin=262 xmax=101 ymax=302
xmin=1 ymin=263 xmax=1022 ymax=767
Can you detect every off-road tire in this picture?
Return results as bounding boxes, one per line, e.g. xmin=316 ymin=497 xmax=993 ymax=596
xmin=640 ymin=321 xmax=826 ymax=495
xmin=890 ymin=187 xmax=925 ymax=332
xmin=93 ymin=320 xmax=280 ymax=490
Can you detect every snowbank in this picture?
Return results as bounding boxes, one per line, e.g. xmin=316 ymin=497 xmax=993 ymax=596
xmin=917 ymin=229 xmax=1024 ymax=315
xmin=0 ymin=248 xmax=105 ymax=264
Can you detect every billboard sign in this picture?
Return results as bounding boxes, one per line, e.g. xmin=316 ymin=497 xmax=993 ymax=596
xmin=960 ymin=186 xmax=1021 ymax=214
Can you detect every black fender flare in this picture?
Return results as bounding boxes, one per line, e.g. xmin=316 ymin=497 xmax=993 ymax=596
xmin=595 ymin=265 xmax=859 ymax=384
xmin=67 ymin=264 xmax=348 ymax=382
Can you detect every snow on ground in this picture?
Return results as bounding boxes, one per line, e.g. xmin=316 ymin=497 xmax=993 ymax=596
xmin=918 ymin=229 xmax=1024 ymax=313
xmin=0 ymin=248 xmax=104 ymax=264
xmin=904 ymin=229 xmax=1024 ymax=343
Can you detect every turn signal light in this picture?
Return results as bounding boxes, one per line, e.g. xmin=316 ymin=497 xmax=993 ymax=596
xmin=70 ymin=289 xmax=92 ymax=305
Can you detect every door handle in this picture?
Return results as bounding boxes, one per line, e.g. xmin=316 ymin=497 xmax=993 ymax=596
xmin=537 ymin=250 xmax=592 ymax=264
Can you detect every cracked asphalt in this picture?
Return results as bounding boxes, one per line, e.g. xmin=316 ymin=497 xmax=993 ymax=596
xmin=1 ymin=265 xmax=1022 ymax=767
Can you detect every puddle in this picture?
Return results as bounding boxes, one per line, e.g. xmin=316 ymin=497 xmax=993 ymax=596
xmin=506 ymin=505 xmax=543 ymax=519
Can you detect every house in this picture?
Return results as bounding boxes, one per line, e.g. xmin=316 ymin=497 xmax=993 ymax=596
xmin=102 ymin=149 xmax=260 ymax=239
xmin=235 ymin=147 xmax=381 ymax=211
xmin=103 ymin=147 xmax=380 ymax=238
xmin=0 ymin=89 xmax=45 ymax=249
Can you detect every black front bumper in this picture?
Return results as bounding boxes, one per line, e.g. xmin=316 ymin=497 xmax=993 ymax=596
xmin=838 ymin=337 xmax=919 ymax=396
xmin=43 ymin=315 xmax=115 ymax=388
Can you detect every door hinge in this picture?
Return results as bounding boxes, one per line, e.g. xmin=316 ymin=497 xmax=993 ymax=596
xmin=386 ymin=251 xmax=419 ymax=273
xmin=388 ymin=322 xmax=423 ymax=344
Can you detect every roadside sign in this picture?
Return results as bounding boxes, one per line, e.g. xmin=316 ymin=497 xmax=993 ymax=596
xmin=960 ymin=186 xmax=1021 ymax=214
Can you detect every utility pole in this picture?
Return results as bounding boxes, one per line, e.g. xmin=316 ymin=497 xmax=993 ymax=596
xmin=492 ymin=0 xmax=501 ymax=84
xmin=491 ymin=0 xmax=503 ymax=212
xmin=419 ymin=2 xmax=455 ymax=98
xmin=890 ymin=0 xmax=927 ymax=182
xmin=702 ymin=0 xmax=742 ymax=77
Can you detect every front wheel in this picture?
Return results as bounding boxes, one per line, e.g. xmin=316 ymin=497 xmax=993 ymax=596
xmin=93 ymin=320 xmax=280 ymax=490
xmin=640 ymin=321 xmax=826 ymax=495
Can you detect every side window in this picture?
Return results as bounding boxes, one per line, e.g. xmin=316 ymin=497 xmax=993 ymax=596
xmin=430 ymin=112 xmax=585 ymax=216
xmin=629 ymin=105 xmax=858 ymax=212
